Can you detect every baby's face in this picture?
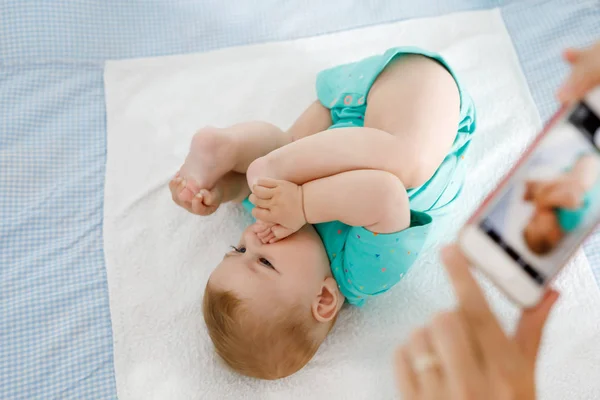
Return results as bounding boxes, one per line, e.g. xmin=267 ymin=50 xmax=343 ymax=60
xmin=524 ymin=209 xmax=563 ymax=254
xmin=209 ymin=224 xmax=333 ymax=314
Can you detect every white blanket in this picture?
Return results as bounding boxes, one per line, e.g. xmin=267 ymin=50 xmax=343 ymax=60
xmin=104 ymin=8 xmax=600 ymax=400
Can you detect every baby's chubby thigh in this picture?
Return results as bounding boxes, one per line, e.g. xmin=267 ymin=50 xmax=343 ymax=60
xmin=365 ymin=54 xmax=461 ymax=187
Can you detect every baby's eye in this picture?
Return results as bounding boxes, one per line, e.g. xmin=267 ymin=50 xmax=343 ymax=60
xmin=259 ymin=258 xmax=274 ymax=269
xmin=231 ymin=246 xmax=246 ymax=253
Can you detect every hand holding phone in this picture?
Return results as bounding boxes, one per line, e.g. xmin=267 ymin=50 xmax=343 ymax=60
xmin=459 ymin=87 xmax=600 ymax=307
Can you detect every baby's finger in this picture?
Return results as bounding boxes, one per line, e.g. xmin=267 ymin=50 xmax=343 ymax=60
xmin=252 ymin=184 xmax=275 ymax=199
xmin=251 ymin=222 xmax=267 ymax=233
xmin=256 ymin=227 xmax=272 ymax=240
xmin=263 ymin=232 xmax=276 ymax=244
xmin=252 ymin=207 xmax=273 ymax=222
xmin=249 ymin=193 xmax=272 ymax=208
xmin=271 ymin=225 xmax=289 ymax=239
xmin=255 ymin=178 xmax=279 ymax=188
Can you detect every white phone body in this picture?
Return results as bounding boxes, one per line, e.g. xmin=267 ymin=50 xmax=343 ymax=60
xmin=459 ymin=87 xmax=600 ymax=308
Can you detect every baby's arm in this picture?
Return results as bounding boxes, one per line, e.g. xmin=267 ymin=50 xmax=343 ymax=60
xmin=250 ymin=170 xmax=410 ymax=241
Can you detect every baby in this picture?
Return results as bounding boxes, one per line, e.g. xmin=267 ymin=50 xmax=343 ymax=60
xmin=169 ymin=47 xmax=476 ymax=379
xmin=523 ymin=153 xmax=600 ymax=255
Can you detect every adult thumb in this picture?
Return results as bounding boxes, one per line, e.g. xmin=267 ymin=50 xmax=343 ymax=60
xmin=514 ymin=289 xmax=560 ymax=364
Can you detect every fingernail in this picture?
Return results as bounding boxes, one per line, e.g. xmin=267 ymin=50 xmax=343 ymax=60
xmin=195 ymin=193 xmax=203 ymax=199
xmin=181 ymin=180 xmax=186 ymax=187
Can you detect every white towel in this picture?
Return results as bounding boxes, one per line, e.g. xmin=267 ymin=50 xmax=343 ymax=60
xmin=104 ymin=8 xmax=600 ymax=400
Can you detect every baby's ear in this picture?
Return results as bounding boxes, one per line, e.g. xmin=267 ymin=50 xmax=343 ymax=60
xmin=312 ymin=277 xmax=341 ymax=323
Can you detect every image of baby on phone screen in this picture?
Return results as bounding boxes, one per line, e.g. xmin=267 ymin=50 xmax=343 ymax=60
xmin=523 ymin=153 xmax=600 ymax=255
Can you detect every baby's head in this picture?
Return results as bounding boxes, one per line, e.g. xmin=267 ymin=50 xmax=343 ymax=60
xmin=203 ymin=224 xmax=343 ymax=379
xmin=523 ymin=208 xmax=564 ymax=255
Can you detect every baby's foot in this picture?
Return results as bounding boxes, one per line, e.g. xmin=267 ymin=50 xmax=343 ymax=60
xmin=173 ymin=127 xmax=236 ymax=203
xmin=169 ymin=174 xmax=224 ymax=216
xmin=192 ymin=187 xmax=224 ymax=216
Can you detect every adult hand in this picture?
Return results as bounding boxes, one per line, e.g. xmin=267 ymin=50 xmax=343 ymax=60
xmin=558 ymin=41 xmax=600 ymax=105
xmin=395 ymin=245 xmax=559 ymax=400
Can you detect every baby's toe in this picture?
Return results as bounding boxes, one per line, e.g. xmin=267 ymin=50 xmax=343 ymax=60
xmin=199 ymin=188 xmax=223 ymax=207
xmin=169 ymin=176 xmax=181 ymax=193
xmin=192 ymin=193 xmax=220 ymax=216
xmin=177 ymin=180 xmax=200 ymax=202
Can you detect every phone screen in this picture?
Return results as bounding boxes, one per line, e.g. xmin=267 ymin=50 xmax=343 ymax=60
xmin=479 ymin=102 xmax=600 ymax=284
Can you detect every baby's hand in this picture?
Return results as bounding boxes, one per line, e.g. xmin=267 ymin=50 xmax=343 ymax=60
xmin=251 ymin=220 xmax=294 ymax=244
xmin=249 ymin=178 xmax=306 ymax=241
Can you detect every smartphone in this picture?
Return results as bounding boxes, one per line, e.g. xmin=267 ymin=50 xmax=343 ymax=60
xmin=459 ymin=87 xmax=600 ymax=307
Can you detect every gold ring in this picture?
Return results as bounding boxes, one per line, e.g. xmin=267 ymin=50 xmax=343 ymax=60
xmin=412 ymin=354 xmax=440 ymax=373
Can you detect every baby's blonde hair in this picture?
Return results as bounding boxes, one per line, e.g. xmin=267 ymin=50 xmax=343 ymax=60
xmin=202 ymin=284 xmax=335 ymax=380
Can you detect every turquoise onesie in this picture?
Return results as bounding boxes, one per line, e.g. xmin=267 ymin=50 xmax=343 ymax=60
xmin=246 ymin=47 xmax=476 ymax=306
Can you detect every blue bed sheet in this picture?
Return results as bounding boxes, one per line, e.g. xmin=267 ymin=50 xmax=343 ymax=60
xmin=1 ymin=1 xmax=598 ymax=398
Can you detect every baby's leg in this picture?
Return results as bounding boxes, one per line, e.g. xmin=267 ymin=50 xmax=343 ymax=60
xmin=171 ymin=101 xmax=332 ymax=213
xmin=247 ymin=55 xmax=460 ymax=189
xmin=173 ymin=122 xmax=290 ymax=203
xmin=287 ymin=101 xmax=332 ymax=142
xmin=569 ymin=154 xmax=600 ymax=190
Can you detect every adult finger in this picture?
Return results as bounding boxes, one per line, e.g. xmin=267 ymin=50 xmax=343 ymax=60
xmin=408 ymin=328 xmax=443 ymax=399
xmin=514 ymin=289 xmax=559 ymax=364
xmin=563 ymin=48 xmax=581 ymax=63
xmin=394 ymin=346 xmax=418 ymax=400
xmin=441 ymin=245 xmax=510 ymax=360
xmin=252 ymin=184 xmax=275 ymax=199
xmin=255 ymin=178 xmax=279 ymax=188
xmin=429 ymin=312 xmax=483 ymax=398
xmin=558 ymin=65 xmax=600 ymax=105
xmin=249 ymin=193 xmax=271 ymax=208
